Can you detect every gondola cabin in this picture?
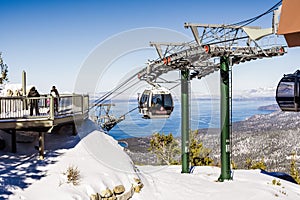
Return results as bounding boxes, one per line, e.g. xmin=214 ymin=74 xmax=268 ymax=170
xmin=276 ymin=70 xmax=300 ymax=112
xmin=138 ymin=87 xmax=174 ymax=119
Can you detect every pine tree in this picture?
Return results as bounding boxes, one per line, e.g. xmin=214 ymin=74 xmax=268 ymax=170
xmin=189 ymin=130 xmax=213 ymax=166
xmin=148 ymin=131 xmax=213 ymax=166
xmin=231 ymin=160 xmax=238 ymax=169
xmin=290 ymin=151 xmax=300 ymax=184
xmin=148 ymin=132 xmax=180 ymax=165
xmin=246 ymin=157 xmax=267 ymax=170
xmin=0 ymin=53 xmax=9 ymax=84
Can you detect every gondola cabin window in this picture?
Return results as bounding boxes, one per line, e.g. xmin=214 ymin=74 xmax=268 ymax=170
xmin=138 ymin=86 xmax=174 ymax=119
xmin=277 ymin=81 xmax=294 ymax=97
xmin=139 ymin=91 xmax=150 ymax=107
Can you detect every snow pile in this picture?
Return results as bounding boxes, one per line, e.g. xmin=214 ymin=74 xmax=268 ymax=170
xmin=9 ymin=129 xmax=140 ymax=200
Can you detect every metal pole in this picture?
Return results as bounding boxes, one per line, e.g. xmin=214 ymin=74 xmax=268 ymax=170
xmin=22 ymin=70 xmax=26 ymax=96
xmin=218 ymin=56 xmax=231 ymax=181
xmin=181 ymin=69 xmax=190 ymax=173
xmin=22 ymin=70 xmax=28 ymax=110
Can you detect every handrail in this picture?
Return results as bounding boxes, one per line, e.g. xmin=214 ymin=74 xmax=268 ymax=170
xmin=0 ymin=94 xmax=89 ymax=120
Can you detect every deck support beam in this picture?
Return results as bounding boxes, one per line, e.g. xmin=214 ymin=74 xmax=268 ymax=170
xmin=73 ymin=123 xmax=77 ymax=135
xmin=11 ymin=129 xmax=16 ymax=153
xmin=38 ymin=132 xmax=44 ymax=160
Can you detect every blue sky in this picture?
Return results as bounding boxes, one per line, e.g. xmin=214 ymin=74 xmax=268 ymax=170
xmin=1 ymin=0 xmax=299 ymax=95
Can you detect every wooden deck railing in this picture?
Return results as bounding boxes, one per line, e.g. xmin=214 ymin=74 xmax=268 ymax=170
xmin=0 ymin=94 xmax=89 ymax=121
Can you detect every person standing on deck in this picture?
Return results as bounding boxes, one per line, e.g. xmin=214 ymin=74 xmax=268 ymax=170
xmin=50 ymin=86 xmax=60 ymax=113
xmin=27 ymin=87 xmax=40 ymax=116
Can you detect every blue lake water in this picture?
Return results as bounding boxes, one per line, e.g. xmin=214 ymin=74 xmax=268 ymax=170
xmin=103 ymin=98 xmax=276 ymax=140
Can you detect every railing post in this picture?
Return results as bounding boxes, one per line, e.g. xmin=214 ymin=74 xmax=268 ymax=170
xmin=86 ymin=95 xmax=89 ymax=115
xmin=81 ymin=95 xmax=84 ymax=114
xmin=49 ymin=96 xmax=55 ymax=120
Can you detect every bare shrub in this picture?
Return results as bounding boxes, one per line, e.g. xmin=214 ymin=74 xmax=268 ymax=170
xmin=63 ymin=165 xmax=81 ymax=186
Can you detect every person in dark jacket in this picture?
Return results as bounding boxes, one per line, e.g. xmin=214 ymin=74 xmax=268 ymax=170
xmin=50 ymin=86 xmax=60 ymax=113
xmin=27 ymin=86 xmax=40 ymax=116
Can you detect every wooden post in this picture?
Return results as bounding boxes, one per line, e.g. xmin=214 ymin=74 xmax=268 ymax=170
xmin=11 ymin=129 xmax=17 ymax=153
xmin=72 ymin=122 xmax=77 ymax=136
xmin=38 ymin=132 xmax=44 ymax=160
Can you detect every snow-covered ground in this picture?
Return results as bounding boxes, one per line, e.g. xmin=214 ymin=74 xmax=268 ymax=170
xmin=1 ymin=120 xmax=300 ymax=200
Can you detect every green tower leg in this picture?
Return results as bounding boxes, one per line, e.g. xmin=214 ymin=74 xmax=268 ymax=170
xmin=218 ymin=56 xmax=232 ymax=181
xmin=181 ymin=69 xmax=190 ymax=173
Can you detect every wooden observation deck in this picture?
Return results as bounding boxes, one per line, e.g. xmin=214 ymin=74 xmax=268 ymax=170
xmin=0 ymin=94 xmax=89 ymax=158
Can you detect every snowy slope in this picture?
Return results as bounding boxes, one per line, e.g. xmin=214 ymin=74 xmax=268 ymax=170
xmin=9 ymin=130 xmax=139 ymax=200
xmin=137 ymin=166 xmax=300 ymax=199
xmin=3 ymin=120 xmax=300 ymax=200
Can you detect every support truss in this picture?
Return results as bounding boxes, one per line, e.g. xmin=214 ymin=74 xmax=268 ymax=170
xmin=138 ymin=23 xmax=286 ymax=83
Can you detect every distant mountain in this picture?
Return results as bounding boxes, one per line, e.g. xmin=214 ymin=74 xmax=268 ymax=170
xmin=258 ymin=104 xmax=280 ymax=111
xmin=233 ymin=87 xmax=277 ymax=99
xmin=93 ymin=87 xmax=278 ymax=102
xmin=187 ymin=87 xmax=277 ymax=100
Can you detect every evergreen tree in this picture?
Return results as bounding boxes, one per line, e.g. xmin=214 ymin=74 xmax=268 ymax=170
xmin=245 ymin=158 xmax=252 ymax=169
xmin=148 ymin=130 xmax=214 ymax=166
xmin=290 ymin=151 xmax=300 ymax=184
xmin=0 ymin=53 xmax=9 ymax=84
xmin=148 ymin=132 xmax=180 ymax=165
xmin=246 ymin=157 xmax=267 ymax=170
xmin=231 ymin=160 xmax=238 ymax=170
xmin=189 ymin=130 xmax=213 ymax=166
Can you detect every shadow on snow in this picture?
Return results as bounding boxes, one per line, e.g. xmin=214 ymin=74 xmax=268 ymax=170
xmin=0 ymin=119 xmax=98 ymax=199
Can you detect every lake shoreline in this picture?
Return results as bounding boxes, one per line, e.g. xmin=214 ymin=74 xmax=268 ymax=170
xmin=110 ymin=99 xmax=277 ymax=140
